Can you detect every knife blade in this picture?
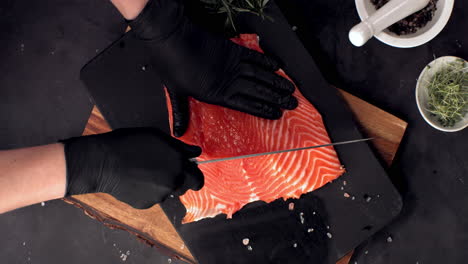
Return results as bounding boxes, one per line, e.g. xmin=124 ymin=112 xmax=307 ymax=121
xmin=190 ymin=137 xmax=373 ymax=164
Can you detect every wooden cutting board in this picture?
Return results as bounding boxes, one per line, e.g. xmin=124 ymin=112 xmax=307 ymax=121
xmin=64 ymin=88 xmax=406 ymax=264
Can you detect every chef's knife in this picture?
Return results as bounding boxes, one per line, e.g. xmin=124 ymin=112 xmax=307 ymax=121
xmin=190 ymin=137 xmax=373 ymax=164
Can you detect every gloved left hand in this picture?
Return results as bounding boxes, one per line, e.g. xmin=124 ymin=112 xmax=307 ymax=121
xmin=129 ymin=0 xmax=298 ymax=137
xmin=61 ymin=128 xmax=203 ymax=209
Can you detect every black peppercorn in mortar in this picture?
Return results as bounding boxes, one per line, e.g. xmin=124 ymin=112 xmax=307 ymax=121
xmin=371 ymin=0 xmax=439 ymax=35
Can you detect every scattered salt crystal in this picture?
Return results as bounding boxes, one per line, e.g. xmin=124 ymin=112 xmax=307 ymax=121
xmin=344 ymin=193 xmax=350 ymax=198
xmin=326 ymin=225 xmax=330 ymax=229
xmin=340 ymin=186 xmax=344 ymax=190
xmin=126 ymin=250 xmax=130 ymax=255
xmin=113 ymin=243 xmax=116 ymax=247
xmin=169 ymin=194 xmax=174 ymax=198
xmin=247 ymin=245 xmax=253 ymax=251
xmin=293 ymin=243 xmax=297 ymax=248
xmin=292 ymin=26 xmax=298 ymax=31
xmin=351 ymin=196 xmax=355 ymax=200
xmin=312 ymin=211 xmax=316 ymax=215
xmin=95 ymin=49 xmax=99 ymax=53
xmin=28 ymin=257 xmax=31 ymax=261
xmin=387 ymin=236 xmax=393 ymax=243
xmin=343 ymin=180 xmax=347 ymax=186
xmin=41 ymin=202 xmax=45 ymax=206
xmin=168 ymin=258 xmax=172 ymax=263
xmin=365 ymin=250 xmax=368 ymax=255
xmin=22 ymin=242 xmax=26 ymax=246
xmin=377 ymin=195 xmax=380 ymax=198
xmin=326 ymin=232 xmax=332 ymax=239
xmin=307 ymin=228 xmax=314 ymax=233
xmin=242 ymin=238 xmax=249 ymax=245
xmin=142 ymin=66 xmax=146 ymax=71
xmin=120 ymin=253 xmax=127 ymax=261
xmin=299 ymin=212 xmax=305 ymax=224
xmin=288 ymin=202 xmax=294 ymax=211
xmin=365 ymin=196 xmax=372 ymax=202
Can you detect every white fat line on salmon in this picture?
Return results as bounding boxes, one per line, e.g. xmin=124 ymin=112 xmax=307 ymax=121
xmin=291 ymin=124 xmax=329 ymax=142
xmin=316 ymin=166 xmax=330 ymax=187
xmin=289 ymin=116 xmax=328 ymax=135
xmin=271 ymin=161 xmax=278 ymax=171
xmin=288 ymin=164 xmax=308 ymax=186
xmin=215 ymin=204 xmax=226 ymax=210
xmin=286 ymin=149 xmax=309 ymax=181
xmin=262 ymin=176 xmax=287 ymax=195
xmin=277 ymin=152 xmax=296 ymax=175
xmin=287 ymin=109 xmax=322 ymax=123
xmin=302 ymin=156 xmax=334 ymax=189
xmin=248 ymin=193 xmax=260 ymax=202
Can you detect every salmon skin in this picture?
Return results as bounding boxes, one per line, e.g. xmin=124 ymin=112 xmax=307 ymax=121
xmin=166 ymin=34 xmax=345 ymax=223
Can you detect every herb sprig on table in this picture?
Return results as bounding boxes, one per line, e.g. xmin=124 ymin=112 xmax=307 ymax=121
xmin=199 ymin=0 xmax=270 ymax=30
xmin=426 ymin=59 xmax=468 ymax=127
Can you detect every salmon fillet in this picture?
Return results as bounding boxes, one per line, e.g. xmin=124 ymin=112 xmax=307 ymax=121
xmin=166 ymin=34 xmax=344 ymax=223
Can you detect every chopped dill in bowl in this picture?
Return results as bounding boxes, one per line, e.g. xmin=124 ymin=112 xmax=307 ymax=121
xmin=426 ymin=59 xmax=467 ymax=127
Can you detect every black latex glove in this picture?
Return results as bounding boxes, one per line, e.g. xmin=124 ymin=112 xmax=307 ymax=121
xmin=61 ymin=128 xmax=203 ymax=209
xmin=129 ymin=0 xmax=298 ymax=137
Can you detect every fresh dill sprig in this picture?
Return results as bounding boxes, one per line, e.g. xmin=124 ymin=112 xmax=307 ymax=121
xmin=199 ymin=0 xmax=271 ymax=31
xmin=425 ymin=59 xmax=468 ymax=127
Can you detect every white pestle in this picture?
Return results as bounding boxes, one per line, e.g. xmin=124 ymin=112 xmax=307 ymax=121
xmin=349 ymin=0 xmax=430 ymax=47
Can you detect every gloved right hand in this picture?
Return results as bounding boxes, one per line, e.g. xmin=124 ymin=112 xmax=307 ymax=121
xmin=129 ymin=0 xmax=298 ymax=137
xmin=61 ymin=128 xmax=203 ymax=209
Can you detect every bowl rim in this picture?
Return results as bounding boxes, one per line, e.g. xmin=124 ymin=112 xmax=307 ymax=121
xmin=355 ymin=0 xmax=455 ymax=48
xmin=415 ymin=56 xmax=468 ymax=132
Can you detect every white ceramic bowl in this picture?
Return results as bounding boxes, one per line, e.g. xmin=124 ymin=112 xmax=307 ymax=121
xmin=416 ymin=56 xmax=468 ymax=132
xmin=355 ymin=0 xmax=454 ymax=48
